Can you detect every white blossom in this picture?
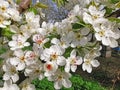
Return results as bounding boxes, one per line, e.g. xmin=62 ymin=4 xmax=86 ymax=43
xmin=0 ymin=15 xmax=11 ymax=28
xmin=82 ymin=52 xmax=100 ymax=73
xmin=41 ymin=45 xmax=66 ymax=67
xmin=48 ymin=70 xmax=72 ymax=89
xmin=25 ymin=12 xmax=40 ymax=28
xmin=3 ymin=62 xmax=19 ymax=83
xmin=83 ymin=5 xmax=106 ymax=25
xmin=25 ymin=62 xmax=44 ymax=80
xmin=94 ymin=21 xmax=120 ymax=47
xmin=65 ymin=49 xmax=82 ymax=72
xmin=1 ymin=80 xmax=19 ymax=90
xmin=8 ymin=35 xmax=30 ymax=50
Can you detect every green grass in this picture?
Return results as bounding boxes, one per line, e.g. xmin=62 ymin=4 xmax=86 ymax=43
xmin=32 ymin=74 xmax=106 ymax=90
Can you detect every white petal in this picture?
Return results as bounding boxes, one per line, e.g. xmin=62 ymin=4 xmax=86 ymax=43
xmin=62 ymin=79 xmax=72 ymax=88
xmin=8 ymin=41 xmax=17 ymax=47
xmin=10 ymin=25 xmax=19 ymax=33
xmin=39 ymin=74 xmax=44 ymax=80
xmin=91 ymin=60 xmax=100 ymax=67
xmin=82 ymin=63 xmax=92 ymax=73
xmin=94 ymin=18 xmax=107 ymax=24
xmin=80 ymin=37 xmax=88 ymax=45
xmin=47 ymin=76 xmax=55 ymax=81
xmin=10 ymin=58 xmax=20 ymax=65
xmin=108 ymin=38 xmax=118 ymax=48
xmin=51 ymin=38 xmax=60 ymax=45
xmin=74 ymin=5 xmax=80 ymax=14
xmin=102 ymin=37 xmax=109 ymax=46
xmin=24 ymin=42 xmax=30 ymax=46
xmin=42 ymin=21 xmax=47 ymax=28
xmin=10 ymin=84 xmax=20 ymax=90
xmin=24 ymin=68 xmax=32 ymax=76
xmin=10 ymin=47 xmax=17 ymax=51
xmin=65 ymin=64 xmax=70 ymax=72
xmin=16 ymin=63 xmax=25 ymax=71
xmin=57 ymin=56 xmax=66 ymax=66
xmin=14 ymin=50 xmax=24 ymax=57
xmin=3 ymin=21 xmax=11 ymax=25
xmin=70 ymin=49 xmax=76 ymax=57
xmin=83 ymin=12 xmax=93 ymax=24
xmin=71 ymin=65 xmax=77 ymax=72
xmin=81 ymin=28 xmax=90 ymax=35
xmin=95 ymin=33 xmax=102 ymax=41
xmin=3 ymin=73 xmax=10 ymax=81
xmin=44 ymin=72 xmax=52 ymax=77
xmin=54 ymin=81 xmax=62 ymax=89
xmin=88 ymin=6 xmax=97 ymax=15
xmin=76 ymin=57 xmax=83 ymax=65
xmin=11 ymin=74 xmax=19 ymax=83
xmin=0 ymin=24 xmax=6 ymax=28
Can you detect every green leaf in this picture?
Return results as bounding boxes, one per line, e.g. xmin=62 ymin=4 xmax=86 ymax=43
xmin=109 ymin=0 xmax=120 ymax=4
xmin=72 ymin=22 xmax=85 ymax=30
xmin=22 ymin=46 xmax=32 ymax=51
xmin=0 ymin=47 xmax=7 ymax=55
xmin=2 ymin=27 xmax=14 ymax=38
xmin=108 ymin=17 xmax=120 ymax=23
xmin=115 ymin=1 xmax=120 ymax=8
xmin=28 ymin=7 xmax=37 ymax=14
xmin=63 ymin=47 xmax=73 ymax=58
xmin=34 ymin=2 xmax=48 ymax=9
xmin=53 ymin=0 xmax=68 ymax=6
xmin=105 ymin=7 xmax=113 ymax=15
xmin=16 ymin=0 xmax=21 ymax=4
xmin=72 ymin=16 xmax=87 ymax=30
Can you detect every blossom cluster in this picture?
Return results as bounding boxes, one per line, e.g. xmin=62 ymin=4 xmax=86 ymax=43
xmin=0 ymin=0 xmax=120 ymax=90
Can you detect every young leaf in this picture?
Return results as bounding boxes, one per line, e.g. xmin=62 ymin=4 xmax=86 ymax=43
xmin=2 ymin=27 xmax=14 ymax=38
xmin=34 ymin=2 xmax=48 ymax=9
xmin=115 ymin=1 xmax=120 ymax=8
xmin=108 ymin=17 xmax=120 ymax=23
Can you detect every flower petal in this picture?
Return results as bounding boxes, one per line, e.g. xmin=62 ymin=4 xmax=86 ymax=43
xmin=71 ymin=65 xmax=77 ymax=72
xmin=91 ymin=60 xmax=100 ymax=67
xmin=57 ymin=56 xmax=66 ymax=66
xmin=65 ymin=64 xmax=70 ymax=72
xmin=62 ymin=79 xmax=72 ymax=88
xmin=82 ymin=63 xmax=92 ymax=73
xmin=11 ymin=74 xmax=19 ymax=83
xmin=54 ymin=81 xmax=62 ymax=89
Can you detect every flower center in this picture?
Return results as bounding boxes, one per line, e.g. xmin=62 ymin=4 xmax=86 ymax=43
xmin=0 ymin=6 xmax=6 ymax=12
xmin=29 ymin=53 xmax=35 ymax=59
xmin=50 ymin=53 xmax=58 ymax=60
xmin=35 ymin=69 xmax=40 ymax=73
xmin=57 ymin=75 xmax=63 ymax=80
xmin=60 ymin=41 xmax=65 ymax=46
xmin=76 ymin=33 xmax=81 ymax=40
xmin=70 ymin=58 xmax=76 ymax=64
xmin=85 ymin=59 xmax=91 ymax=64
xmin=17 ymin=41 xmax=23 ymax=46
xmin=34 ymin=35 xmax=44 ymax=44
xmin=98 ymin=30 xmax=105 ymax=37
xmin=10 ymin=67 xmax=16 ymax=74
xmin=46 ymin=64 xmax=52 ymax=71
xmin=92 ymin=15 xmax=99 ymax=20
xmin=37 ymin=39 xmax=43 ymax=44
xmin=20 ymin=56 xmax=25 ymax=61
